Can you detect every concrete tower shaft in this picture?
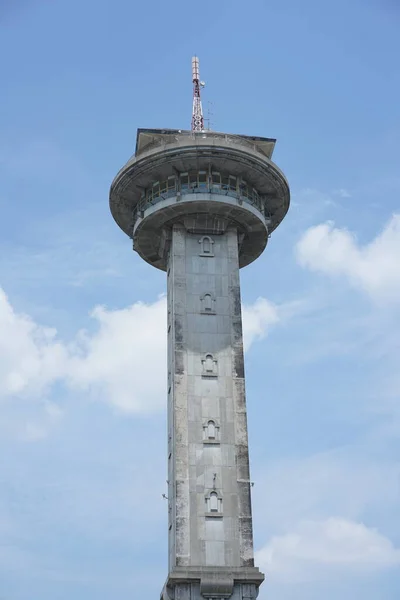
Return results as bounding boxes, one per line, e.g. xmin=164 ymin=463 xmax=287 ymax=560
xmin=109 ymin=128 xmax=290 ymax=600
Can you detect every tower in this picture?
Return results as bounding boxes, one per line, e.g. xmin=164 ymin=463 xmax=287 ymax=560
xmin=109 ymin=57 xmax=290 ymax=600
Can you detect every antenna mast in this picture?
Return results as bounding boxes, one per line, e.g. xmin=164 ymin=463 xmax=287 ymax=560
xmin=191 ymin=56 xmax=204 ymax=132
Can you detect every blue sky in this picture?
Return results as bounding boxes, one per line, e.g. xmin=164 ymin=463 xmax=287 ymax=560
xmin=0 ymin=0 xmax=399 ymax=598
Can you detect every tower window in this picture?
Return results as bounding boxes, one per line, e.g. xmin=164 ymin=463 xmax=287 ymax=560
xmin=205 ymin=354 xmax=213 ymax=372
xmin=152 ymin=181 xmax=160 ymax=199
xmin=203 ymin=237 xmax=211 ymax=253
xmin=203 ymin=419 xmax=220 ymax=442
xmin=167 ymin=175 xmax=176 ymax=191
xmin=211 ymin=172 xmax=221 ymax=187
xmin=207 ymin=420 xmax=216 ymax=439
xmin=198 ymin=171 xmax=207 ymax=189
xmin=189 ymin=172 xmax=198 ymax=189
xmin=199 ymin=235 xmax=214 ymax=257
xmin=181 ymin=173 xmax=189 ymax=190
xmin=209 ymin=492 xmax=219 ymax=512
xmin=201 ymin=293 xmax=214 ymax=313
xmin=206 ymin=491 xmax=222 ymax=514
xmin=202 ymin=353 xmax=218 ymax=377
xmin=160 ymin=180 xmax=167 ymax=195
xmin=204 ymin=294 xmax=212 ymax=311
xmin=229 ymin=175 xmax=237 ymax=191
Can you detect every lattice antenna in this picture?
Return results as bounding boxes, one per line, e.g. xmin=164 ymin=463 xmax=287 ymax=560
xmin=191 ymin=56 xmax=205 ymax=132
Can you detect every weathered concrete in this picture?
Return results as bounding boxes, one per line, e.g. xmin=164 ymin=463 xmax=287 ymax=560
xmin=109 ymin=129 xmax=290 ymax=270
xmin=109 ymin=128 xmax=290 ymax=600
xmin=164 ymin=218 xmax=264 ymax=598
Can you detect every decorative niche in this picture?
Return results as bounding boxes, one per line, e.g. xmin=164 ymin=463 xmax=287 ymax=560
xmin=198 ymin=235 xmax=214 ymax=257
xmin=202 ymin=353 xmax=218 ymax=378
xmin=203 ymin=419 xmax=220 ymax=444
xmin=200 ymin=292 xmax=216 ymax=315
xmin=205 ymin=490 xmax=223 ymax=517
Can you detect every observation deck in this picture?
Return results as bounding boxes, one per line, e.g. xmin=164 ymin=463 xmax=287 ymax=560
xmin=110 ymin=128 xmax=290 ymax=270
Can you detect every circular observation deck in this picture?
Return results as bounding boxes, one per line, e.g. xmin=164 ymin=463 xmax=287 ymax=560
xmin=110 ymin=129 xmax=290 ymax=270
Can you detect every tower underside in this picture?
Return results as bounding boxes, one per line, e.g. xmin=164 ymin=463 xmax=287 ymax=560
xmin=109 ymin=129 xmax=290 ymax=600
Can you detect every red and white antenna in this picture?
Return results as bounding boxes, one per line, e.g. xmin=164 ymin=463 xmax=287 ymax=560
xmin=191 ymin=56 xmax=205 ymax=132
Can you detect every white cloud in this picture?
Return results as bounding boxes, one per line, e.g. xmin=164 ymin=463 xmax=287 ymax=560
xmin=242 ymin=297 xmax=279 ymax=351
xmin=251 ymin=450 xmax=400 ymax=560
xmin=68 ymin=297 xmax=168 ymax=413
xmin=256 ymin=518 xmax=400 ymax=581
xmin=295 ymin=214 xmax=400 ymax=303
xmin=0 ymin=289 xmax=69 ymax=397
xmin=0 ymin=288 xmax=281 ymax=418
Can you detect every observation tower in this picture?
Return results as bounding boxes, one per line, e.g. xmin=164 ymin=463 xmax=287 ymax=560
xmin=109 ymin=57 xmax=290 ymax=600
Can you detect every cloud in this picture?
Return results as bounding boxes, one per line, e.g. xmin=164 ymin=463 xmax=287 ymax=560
xmin=0 ymin=288 xmax=282 ymax=419
xmin=295 ymin=214 xmax=400 ymax=303
xmin=242 ymin=297 xmax=279 ymax=351
xmin=0 ymin=288 xmax=69 ymax=398
xmin=256 ymin=518 xmax=400 ymax=581
xmin=68 ymin=297 xmax=168 ymax=413
xmin=251 ymin=449 xmax=400 ymax=548
xmin=0 ymin=289 xmax=167 ymax=415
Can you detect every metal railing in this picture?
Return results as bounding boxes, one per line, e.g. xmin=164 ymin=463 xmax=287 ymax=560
xmin=131 ymin=176 xmax=266 ymax=229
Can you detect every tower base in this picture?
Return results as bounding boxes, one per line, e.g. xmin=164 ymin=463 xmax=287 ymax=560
xmin=161 ymin=566 xmax=264 ymax=600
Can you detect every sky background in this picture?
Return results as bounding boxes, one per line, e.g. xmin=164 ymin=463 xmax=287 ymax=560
xmin=0 ymin=0 xmax=399 ymax=598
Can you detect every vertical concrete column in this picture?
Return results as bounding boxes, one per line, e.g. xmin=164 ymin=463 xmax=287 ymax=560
xmin=168 ymin=224 xmax=190 ymax=569
xmin=167 ymin=220 xmax=255 ymax=574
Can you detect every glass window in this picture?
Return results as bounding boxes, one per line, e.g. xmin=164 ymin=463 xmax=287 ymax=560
xmin=181 ymin=173 xmax=189 ymax=190
xmin=252 ymin=189 xmax=260 ymax=207
xmin=212 ymin=172 xmax=221 ymax=187
xmin=160 ymin=180 xmax=167 ymax=195
xmin=222 ymin=175 xmax=229 ymax=190
xmin=188 ymin=172 xmax=197 ymax=189
xmin=229 ymin=175 xmax=237 ymax=191
xmin=239 ymin=180 xmax=248 ymax=198
xmin=198 ymin=171 xmax=207 ymax=189
xmin=167 ymin=176 xmax=176 ymax=191
xmin=152 ymin=181 xmax=160 ymax=195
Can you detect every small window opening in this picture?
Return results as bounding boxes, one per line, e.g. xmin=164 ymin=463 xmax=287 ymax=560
xmin=181 ymin=173 xmax=189 ymax=190
xmin=212 ymin=172 xmax=221 ymax=187
xmin=167 ymin=176 xmax=176 ymax=191
xmin=229 ymin=175 xmax=237 ymax=191
xmin=207 ymin=420 xmax=216 ymax=439
xmin=210 ymin=492 xmax=219 ymax=512
xmin=203 ymin=293 xmax=212 ymax=312
xmin=202 ymin=237 xmax=211 ymax=253
xmin=198 ymin=171 xmax=207 ymax=189
xmin=204 ymin=354 xmax=214 ymax=373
